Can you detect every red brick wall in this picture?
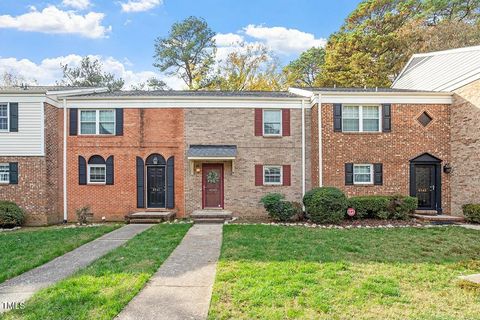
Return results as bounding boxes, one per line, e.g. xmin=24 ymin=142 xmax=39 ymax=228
xmin=313 ymin=103 xmax=451 ymax=213
xmin=67 ymin=108 xmax=185 ymax=221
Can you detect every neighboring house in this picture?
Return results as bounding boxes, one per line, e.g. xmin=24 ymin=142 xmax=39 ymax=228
xmin=392 ymin=45 xmax=480 ymax=215
xmin=0 ymin=78 xmax=462 ymax=224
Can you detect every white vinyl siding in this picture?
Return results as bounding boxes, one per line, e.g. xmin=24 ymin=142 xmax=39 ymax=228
xmin=0 ymin=101 xmax=44 ymax=156
xmin=353 ymin=164 xmax=373 ymax=185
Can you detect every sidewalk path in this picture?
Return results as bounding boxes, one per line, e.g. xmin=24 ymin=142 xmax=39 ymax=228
xmin=116 ymin=223 xmax=223 ymax=320
xmin=0 ymin=224 xmax=153 ymax=313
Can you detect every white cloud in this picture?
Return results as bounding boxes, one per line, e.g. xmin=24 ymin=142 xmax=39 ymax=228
xmin=121 ymin=0 xmax=162 ymax=12
xmin=243 ymin=25 xmax=326 ymax=54
xmin=62 ymin=0 xmax=91 ymax=10
xmin=0 ymin=55 xmax=184 ymax=90
xmin=0 ymin=6 xmax=111 ymax=38
xmin=214 ymin=33 xmax=244 ymax=47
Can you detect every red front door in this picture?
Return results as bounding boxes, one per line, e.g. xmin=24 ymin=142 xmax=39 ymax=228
xmin=202 ymin=164 xmax=224 ymax=209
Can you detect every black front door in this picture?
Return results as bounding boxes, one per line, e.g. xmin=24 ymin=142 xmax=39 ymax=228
xmin=414 ymin=164 xmax=436 ymax=210
xmin=147 ymin=166 xmax=166 ymax=208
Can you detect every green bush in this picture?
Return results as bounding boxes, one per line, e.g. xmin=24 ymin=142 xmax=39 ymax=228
xmin=347 ymin=196 xmax=390 ymax=219
xmin=347 ymin=195 xmax=417 ymax=220
xmin=463 ymin=204 xmax=480 ymax=224
xmin=304 ymin=187 xmax=347 ymax=224
xmin=303 ymin=187 xmax=322 ymax=209
xmin=0 ymin=201 xmax=25 ymax=228
xmin=260 ymin=193 xmax=297 ymax=222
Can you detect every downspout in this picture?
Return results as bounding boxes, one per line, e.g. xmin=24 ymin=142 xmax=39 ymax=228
xmin=63 ymin=98 xmax=68 ymax=223
xmin=318 ymin=94 xmax=323 ymax=187
xmin=301 ymin=99 xmax=306 ymax=199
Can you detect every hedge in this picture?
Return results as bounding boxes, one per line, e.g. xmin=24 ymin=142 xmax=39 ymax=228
xmin=463 ymin=204 xmax=480 ymax=224
xmin=347 ymin=195 xmax=417 ymax=220
xmin=0 ymin=201 xmax=25 ymax=228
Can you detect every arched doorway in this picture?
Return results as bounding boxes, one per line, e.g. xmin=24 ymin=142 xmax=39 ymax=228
xmin=145 ymin=154 xmax=166 ymax=208
xmin=410 ymin=153 xmax=442 ymax=213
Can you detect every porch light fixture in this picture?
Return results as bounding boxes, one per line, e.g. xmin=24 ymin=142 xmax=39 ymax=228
xmin=195 ymin=165 xmax=201 ymax=173
xmin=443 ymin=163 xmax=452 ymax=174
xmin=153 ymin=156 xmax=158 ymax=165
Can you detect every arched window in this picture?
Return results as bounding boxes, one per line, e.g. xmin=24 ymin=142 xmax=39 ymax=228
xmin=145 ymin=153 xmax=166 ymax=166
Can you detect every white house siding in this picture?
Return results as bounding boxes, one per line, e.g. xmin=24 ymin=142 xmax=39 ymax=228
xmin=0 ymin=99 xmax=44 ymax=156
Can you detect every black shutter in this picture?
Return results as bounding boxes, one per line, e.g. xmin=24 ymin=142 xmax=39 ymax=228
xmin=9 ymin=103 xmax=18 ymax=132
xmin=374 ymin=163 xmax=383 ymax=185
xmin=9 ymin=162 xmax=18 ymax=184
xmin=115 ymin=108 xmax=123 ymax=136
xmin=136 ymin=157 xmax=145 ymax=208
xmin=106 ymin=156 xmax=114 ymax=185
xmin=166 ymin=156 xmax=175 ymax=209
xmin=70 ymin=108 xmax=78 ymax=136
xmin=334 ymin=103 xmax=342 ymax=132
xmin=382 ymin=104 xmax=391 ymax=132
xmin=345 ymin=163 xmax=354 ymax=185
xmin=78 ymin=156 xmax=87 ymax=185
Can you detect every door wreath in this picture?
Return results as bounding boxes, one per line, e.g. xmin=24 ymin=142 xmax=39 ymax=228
xmin=207 ymin=170 xmax=220 ymax=184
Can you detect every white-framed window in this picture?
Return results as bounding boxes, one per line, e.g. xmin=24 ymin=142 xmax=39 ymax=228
xmin=353 ymin=164 xmax=373 ymax=185
xmin=0 ymin=104 xmax=8 ymax=131
xmin=0 ymin=163 xmax=9 ymax=183
xmin=263 ymin=110 xmax=282 ymax=136
xmin=87 ymin=164 xmax=106 ymax=184
xmin=80 ymin=110 xmax=115 ymax=135
xmin=342 ymin=105 xmax=381 ymax=132
xmin=263 ymin=165 xmax=283 ymax=185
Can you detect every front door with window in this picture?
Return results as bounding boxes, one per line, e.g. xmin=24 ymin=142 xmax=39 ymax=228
xmin=202 ymin=164 xmax=224 ymax=209
xmin=414 ymin=164 xmax=437 ymax=210
xmin=147 ymin=166 xmax=166 ymax=208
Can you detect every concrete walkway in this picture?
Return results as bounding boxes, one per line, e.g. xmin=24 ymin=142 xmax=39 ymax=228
xmin=116 ymin=223 xmax=223 ymax=320
xmin=0 ymin=224 xmax=153 ymax=313
xmin=460 ymin=224 xmax=480 ymax=231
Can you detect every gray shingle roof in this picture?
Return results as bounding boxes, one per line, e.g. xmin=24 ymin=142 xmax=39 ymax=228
xmin=296 ymin=87 xmax=425 ymax=93
xmin=187 ymin=145 xmax=237 ymax=158
xmin=73 ymin=90 xmax=300 ymax=98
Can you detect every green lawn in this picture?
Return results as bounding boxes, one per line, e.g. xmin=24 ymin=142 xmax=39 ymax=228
xmin=209 ymin=225 xmax=480 ymax=320
xmin=2 ymin=223 xmax=191 ymax=320
xmin=0 ymin=225 xmax=120 ymax=284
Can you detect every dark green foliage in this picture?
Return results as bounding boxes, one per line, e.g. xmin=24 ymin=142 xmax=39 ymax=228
xmin=0 ymin=201 xmax=25 ymax=227
xmin=347 ymin=195 xmax=417 ymax=220
xmin=260 ymin=193 xmax=297 ymax=222
xmin=463 ymin=204 xmax=480 ymax=223
xmin=347 ymin=196 xmax=390 ymax=219
xmin=304 ymin=187 xmax=347 ymax=224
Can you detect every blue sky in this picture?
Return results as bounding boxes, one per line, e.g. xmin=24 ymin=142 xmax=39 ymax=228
xmin=0 ymin=0 xmax=361 ymax=88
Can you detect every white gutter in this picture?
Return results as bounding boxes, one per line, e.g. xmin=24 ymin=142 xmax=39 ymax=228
xmin=301 ymin=99 xmax=306 ymax=200
xmin=318 ymin=94 xmax=323 ymax=187
xmin=63 ymin=98 xmax=68 ymax=223
xmin=47 ymin=87 xmax=109 ymax=97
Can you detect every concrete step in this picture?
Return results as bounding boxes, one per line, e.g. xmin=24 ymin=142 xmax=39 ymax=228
xmin=413 ymin=214 xmax=465 ymax=223
xmin=126 ymin=211 xmax=176 ymax=224
xmin=415 ymin=210 xmax=438 ymax=216
xmin=191 ymin=209 xmax=232 ymax=224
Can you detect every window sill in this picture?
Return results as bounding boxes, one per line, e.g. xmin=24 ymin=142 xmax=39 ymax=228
xmin=77 ymin=134 xmax=116 ymax=137
xmin=340 ymin=131 xmax=383 ymax=135
xmin=263 ymin=183 xmax=283 ymax=186
xmin=87 ymin=182 xmax=107 ymax=185
xmin=350 ymin=184 xmax=375 ymax=187
xmin=262 ymin=135 xmax=283 ymax=138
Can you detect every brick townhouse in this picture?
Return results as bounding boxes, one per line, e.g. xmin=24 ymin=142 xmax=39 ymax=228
xmin=0 ymin=85 xmax=458 ymax=225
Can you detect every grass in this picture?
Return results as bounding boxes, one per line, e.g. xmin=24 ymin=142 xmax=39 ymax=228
xmin=209 ymin=225 xmax=480 ymax=320
xmin=0 ymin=224 xmax=120 ymax=284
xmin=1 ymin=223 xmax=191 ymax=320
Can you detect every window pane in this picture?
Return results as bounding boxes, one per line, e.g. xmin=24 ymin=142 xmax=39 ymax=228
xmin=99 ymin=122 xmax=114 ymax=134
xmin=354 ymin=165 xmax=372 ymax=183
xmin=80 ymin=111 xmax=96 ymax=122
xmin=264 ymin=110 xmax=281 ymax=122
xmin=0 ymin=164 xmax=9 ymax=183
xmin=0 ymin=105 xmax=7 ymax=117
xmin=81 ymin=123 xmax=96 ymax=135
xmin=264 ymin=123 xmax=281 ymax=135
xmin=0 ymin=118 xmax=7 ymax=130
xmin=363 ymin=106 xmax=379 ymax=118
xmin=89 ymin=166 xmax=106 ymax=182
xmin=99 ymin=110 xmax=114 ymax=122
xmin=264 ymin=167 xmax=281 ymax=183
xmin=363 ymin=119 xmax=379 ymax=132
xmin=343 ymin=106 xmax=359 ymax=118
xmin=343 ymin=119 xmax=359 ymax=131
xmin=354 ymin=174 xmax=371 ymax=183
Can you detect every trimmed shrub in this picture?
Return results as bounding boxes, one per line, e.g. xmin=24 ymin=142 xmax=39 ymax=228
xmin=260 ymin=193 xmax=297 ymax=222
xmin=0 ymin=201 xmax=25 ymax=228
xmin=303 ymin=187 xmax=322 ymax=209
xmin=463 ymin=204 xmax=480 ymax=224
xmin=347 ymin=196 xmax=390 ymax=219
xmin=304 ymin=187 xmax=347 ymax=224
xmin=347 ymin=195 xmax=417 ymax=220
